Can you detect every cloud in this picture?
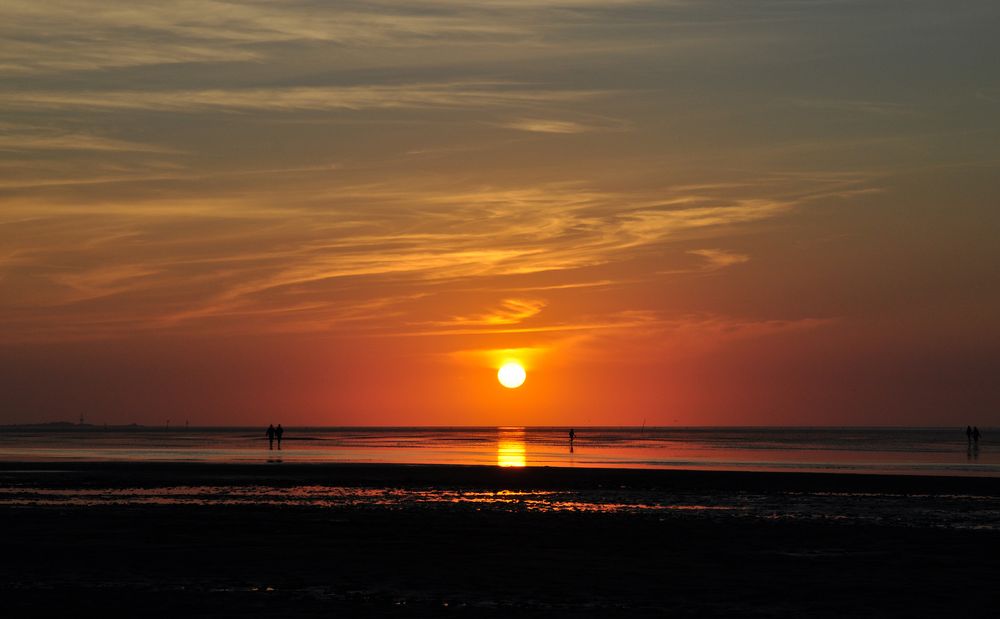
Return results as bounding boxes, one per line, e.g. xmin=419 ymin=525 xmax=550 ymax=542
xmin=499 ymin=119 xmax=596 ymax=134
xmin=0 ymin=162 xmax=340 ymax=191
xmin=0 ymin=83 xmax=604 ymax=114
xmin=787 ymin=98 xmax=914 ymax=117
xmin=48 ymin=264 xmax=163 ymax=303
xmin=440 ymin=308 xmax=837 ymax=381
xmin=408 ymin=310 xmax=835 ymax=352
xmin=687 ymin=248 xmax=750 ymax=270
xmin=402 ymin=309 xmax=661 ymax=338
xmin=0 ymin=0 xmax=668 ymax=76
xmin=0 ymin=166 xmax=840 ymax=342
xmin=617 ymin=199 xmax=791 ymax=247
xmin=0 ymin=0 xmax=528 ymax=75
xmin=0 ymin=177 xmax=812 ymax=341
xmin=0 ymin=123 xmax=182 ymax=154
xmin=438 ymin=298 xmax=547 ymax=327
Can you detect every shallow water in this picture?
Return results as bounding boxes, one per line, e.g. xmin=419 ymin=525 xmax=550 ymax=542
xmin=1 ymin=426 xmax=996 ymax=476
xmin=1 ymin=483 xmax=997 ymax=530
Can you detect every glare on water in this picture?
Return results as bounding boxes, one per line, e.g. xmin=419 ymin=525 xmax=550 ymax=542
xmin=496 ymin=427 xmax=526 ymax=467
xmin=1 ymin=426 xmax=998 ymax=476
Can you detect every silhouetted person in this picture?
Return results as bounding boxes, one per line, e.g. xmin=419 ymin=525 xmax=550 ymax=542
xmin=276 ymin=424 xmax=284 ymax=450
xmin=966 ymin=426 xmax=974 ymax=444
xmin=569 ymin=428 xmax=576 ymax=443
xmin=266 ymin=424 xmax=275 ymax=450
xmin=972 ymin=426 xmax=981 ymax=444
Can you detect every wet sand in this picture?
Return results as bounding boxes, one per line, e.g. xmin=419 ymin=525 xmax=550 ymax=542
xmin=2 ymin=462 xmax=999 ymax=617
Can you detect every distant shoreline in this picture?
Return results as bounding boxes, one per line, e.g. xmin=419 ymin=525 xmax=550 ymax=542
xmin=1 ymin=423 xmax=990 ymax=430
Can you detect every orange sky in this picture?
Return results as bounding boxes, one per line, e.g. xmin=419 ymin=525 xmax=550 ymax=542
xmin=1 ymin=1 xmax=999 ymax=426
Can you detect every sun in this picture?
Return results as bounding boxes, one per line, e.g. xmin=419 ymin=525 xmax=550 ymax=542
xmin=497 ymin=362 xmax=526 ymax=389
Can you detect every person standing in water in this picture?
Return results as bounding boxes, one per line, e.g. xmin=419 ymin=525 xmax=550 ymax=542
xmin=266 ymin=424 xmax=275 ymax=450
xmin=276 ymin=424 xmax=284 ymax=450
xmin=972 ymin=426 xmax=981 ymax=444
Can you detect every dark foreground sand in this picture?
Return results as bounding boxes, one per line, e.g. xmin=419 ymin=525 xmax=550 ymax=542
xmin=2 ymin=462 xmax=999 ymax=617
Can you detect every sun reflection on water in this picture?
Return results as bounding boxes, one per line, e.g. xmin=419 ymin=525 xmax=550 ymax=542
xmin=497 ymin=427 xmax=526 ymax=467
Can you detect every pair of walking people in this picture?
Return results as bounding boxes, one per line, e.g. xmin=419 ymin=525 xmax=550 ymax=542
xmin=266 ymin=424 xmax=284 ymax=450
xmin=966 ymin=425 xmax=981 ymax=445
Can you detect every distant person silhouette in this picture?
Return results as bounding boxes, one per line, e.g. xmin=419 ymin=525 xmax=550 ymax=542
xmin=276 ymin=424 xmax=284 ymax=450
xmin=569 ymin=428 xmax=576 ymax=443
xmin=966 ymin=426 xmax=973 ymax=444
xmin=266 ymin=424 xmax=275 ymax=450
xmin=972 ymin=426 xmax=981 ymax=444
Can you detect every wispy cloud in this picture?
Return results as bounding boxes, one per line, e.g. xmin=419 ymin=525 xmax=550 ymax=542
xmin=618 ymin=199 xmax=791 ymax=247
xmin=787 ymin=98 xmax=914 ymax=117
xmin=0 ymin=0 xmax=670 ymax=76
xmin=417 ymin=311 xmax=835 ymax=354
xmin=0 ymin=175 xmax=820 ymax=342
xmin=47 ymin=264 xmax=163 ymax=303
xmin=0 ymin=161 xmax=341 ymax=191
xmin=0 ymin=0 xmax=964 ymax=352
xmin=437 ymin=298 xmax=547 ymax=327
xmin=499 ymin=118 xmax=596 ymax=134
xmin=0 ymin=0 xmax=529 ymax=75
xmin=0 ymin=123 xmax=182 ymax=154
xmin=0 ymin=83 xmax=604 ymax=114
xmin=404 ymin=309 xmax=662 ymax=338
xmin=687 ymin=248 xmax=750 ymax=270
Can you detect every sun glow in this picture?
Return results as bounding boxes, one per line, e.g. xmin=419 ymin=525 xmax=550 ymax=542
xmin=497 ymin=362 xmax=526 ymax=389
xmin=497 ymin=427 xmax=526 ymax=467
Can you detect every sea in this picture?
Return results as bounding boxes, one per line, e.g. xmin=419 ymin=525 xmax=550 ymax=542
xmin=1 ymin=425 xmax=996 ymax=477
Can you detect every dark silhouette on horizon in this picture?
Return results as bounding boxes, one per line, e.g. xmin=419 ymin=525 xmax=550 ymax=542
xmin=568 ymin=428 xmax=576 ymax=453
xmin=276 ymin=424 xmax=284 ymax=450
xmin=967 ymin=426 xmax=982 ymax=461
xmin=266 ymin=424 xmax=275 ymax=450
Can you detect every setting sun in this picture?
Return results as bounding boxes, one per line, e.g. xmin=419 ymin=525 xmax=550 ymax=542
xmin=497 ymin=362 xmax=526 ymax=389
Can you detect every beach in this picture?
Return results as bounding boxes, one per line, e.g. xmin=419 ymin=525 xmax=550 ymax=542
xmin=3 ymin=426 xmax=996 ymax=476
xmin=7 ymin=0 xmax=1000 ymax=614
xmin=2 ymin=462 xmax=998 ymax=617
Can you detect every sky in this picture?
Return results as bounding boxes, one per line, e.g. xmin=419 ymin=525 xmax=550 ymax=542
xmin=1 ymin=0 xmax=999 ymax=426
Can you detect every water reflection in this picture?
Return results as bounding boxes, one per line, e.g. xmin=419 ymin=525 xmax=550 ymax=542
xmin=497 ymin=427 xmax=526 ymax=467
xmin=3 ymin=485 xmax=996 ymax=530
xmin=5 ymin=427 xmax=999 ymax=476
